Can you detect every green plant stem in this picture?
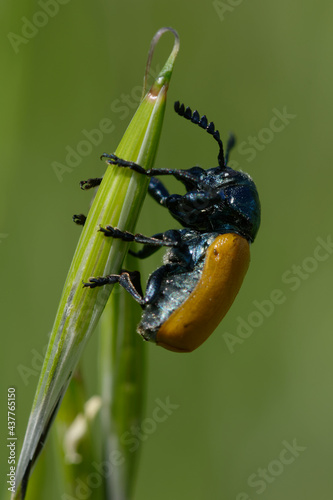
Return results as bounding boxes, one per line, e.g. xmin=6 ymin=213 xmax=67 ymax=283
xmin=100 ymin=258 xmax=145 ymax=499
xmin=13 ymin=27 xmax=179 ymax=499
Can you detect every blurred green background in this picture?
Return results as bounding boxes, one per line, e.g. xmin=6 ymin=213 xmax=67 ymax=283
xmin=1 ymin=1 xmax=333 ymax=499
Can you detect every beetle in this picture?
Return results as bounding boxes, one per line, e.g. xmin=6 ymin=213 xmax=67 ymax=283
xmin=74 ymin=101 xmax=261 ymax=352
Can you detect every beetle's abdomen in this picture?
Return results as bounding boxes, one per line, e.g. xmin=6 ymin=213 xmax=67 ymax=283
xmin=155 ymin=233 xmax=250 ymax=352
xmin=138 ymin=262 xmax=203 ymax=342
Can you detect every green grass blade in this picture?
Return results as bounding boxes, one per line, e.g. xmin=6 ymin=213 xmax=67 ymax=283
xmin=13 ymin=27 xmax=179 ymax=499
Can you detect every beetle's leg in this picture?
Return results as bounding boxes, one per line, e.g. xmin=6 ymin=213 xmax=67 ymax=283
xmin=99 ymin=226 xmax=181 ymax=248
xmin=73 ymin=214 xmax=87 ymax=226
xmin=101 ymin=153 xmax=202 ymax=186
xmin=164 ymin=190 xmax=221 ymax=227
xmin=148 ymin=177 xmax=170 ymax=206
xmin=83 ymin=263 xmax=182 ymax=306
xmin=83 ymin=270 xmax=145 ymax=304
xmin=101 ymin=153 xmax=147 ymax=174
xmin=128 ymin=229 xmax=182 ymax=259
xmin=128 ymin=245 xmax=162 ymax=259
xmin=79 ymin=177 xmax=103 ymax=190
xmin=167 ymin=190 xmax=221 ymax=212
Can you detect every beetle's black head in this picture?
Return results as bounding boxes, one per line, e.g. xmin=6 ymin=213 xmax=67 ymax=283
xmin=213 ymin=166 xmax=261 ymax=243
xmin=171 ymin=102 xmax=261 ymax=242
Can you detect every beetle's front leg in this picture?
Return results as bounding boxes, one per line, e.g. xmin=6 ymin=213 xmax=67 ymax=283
xmin=128 ymin=229 xmax=182 ymax=259
xmin=101 ymin=153 xmax=202 ymax=185
xmin=164 ymin=190 xmax=221 ymax=227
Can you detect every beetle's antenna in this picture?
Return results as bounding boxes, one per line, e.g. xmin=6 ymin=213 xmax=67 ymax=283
xmin=225 ymin=133 xmax=236 ymax=166
xmin=174 ymin=101 xmax=226 ymax=169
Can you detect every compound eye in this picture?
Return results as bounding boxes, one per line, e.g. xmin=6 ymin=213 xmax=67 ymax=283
xmin=188 ymin=166 xmax=205 ymax=176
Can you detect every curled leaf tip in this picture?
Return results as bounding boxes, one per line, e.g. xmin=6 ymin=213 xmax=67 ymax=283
xmin=143 ymin=26 xmax=180 ymax=98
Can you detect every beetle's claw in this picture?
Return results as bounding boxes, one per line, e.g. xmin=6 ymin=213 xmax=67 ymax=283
xmin=73 ymin=214 xmax=86 ymax=226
